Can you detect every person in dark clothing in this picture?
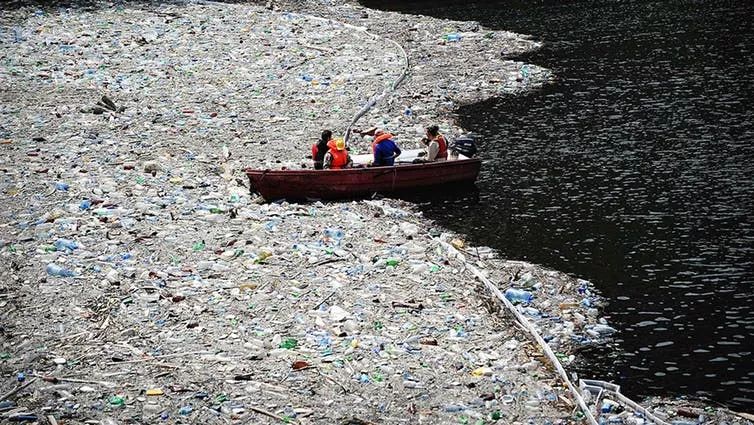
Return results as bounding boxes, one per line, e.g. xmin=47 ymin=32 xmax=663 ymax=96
xmin=371 ymin=129 xmax=401 ymax=166
xmin=312 ymin=130 xmax=332 ymax=170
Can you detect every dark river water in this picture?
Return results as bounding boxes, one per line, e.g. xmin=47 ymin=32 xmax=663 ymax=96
xmin=364 ymin=0 xmax=754 ymax=412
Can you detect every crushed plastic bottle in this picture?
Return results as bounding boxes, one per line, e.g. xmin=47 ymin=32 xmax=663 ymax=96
xmin=109 ymin=396 xmax=125 ymax=406
xmin=504 ymin=288 xmax=533 ymax=304
xmin=46 ymin=263 xmax=75 ymax=277
xmin=54 ymin=238 xmax=78 ymax=252
xmin=324 ymin=228 xmax=345 ymax=243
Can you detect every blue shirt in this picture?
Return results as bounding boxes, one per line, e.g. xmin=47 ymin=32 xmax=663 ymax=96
xmin=373 ymin=139 xmax=401 ymax=166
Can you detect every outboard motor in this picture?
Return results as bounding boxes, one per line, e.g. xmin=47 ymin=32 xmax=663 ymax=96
xmin=449 ymin=134 xmax=478 ymax=158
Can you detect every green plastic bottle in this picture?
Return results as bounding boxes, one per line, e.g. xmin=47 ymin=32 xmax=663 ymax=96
xmin=109 ymin=395 xmax=125 ymax=406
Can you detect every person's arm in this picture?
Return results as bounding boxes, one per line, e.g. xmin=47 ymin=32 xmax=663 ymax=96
xmin=426 ymin=140 xmax=439 ymax=161
xmin=393 ymin=143 xmax=401 ymax=158
xmin=324 ymin=152 xmax=333 ymax=169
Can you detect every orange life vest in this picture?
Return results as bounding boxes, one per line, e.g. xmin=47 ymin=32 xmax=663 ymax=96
xmin=436 ymin=134 xmax=448 ymax=159
xmin=371 ymin=133 xmax=394 ymax=152
xmin=327 ymin=140 xmax=349 ymax=169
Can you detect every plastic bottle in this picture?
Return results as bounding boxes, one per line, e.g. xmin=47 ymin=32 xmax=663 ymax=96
xmin=109 ymin=396 xmax=125 ymax=406
xmin=282 ymin=406 xmax=297 ymax=419
xmin=444 ymin=33 xmax=462 ymax=42
xmin=54 ymin=238 xmax=78 ymax=252
xmin=46 ymin=263 xmax=75 ymax=277
xmin=8 ymin=414 xmax=38 ymax=421
xmin=324 ymin=228 xmax=344 ymax=241
xmin=504 ymin=288 xmax=533 ymax=304
xmin=521 ymin=64 xmax=531 ymax=79
xmin=525 ymin=397 xmax=540 ymax=411
xmin=592 ymin=324 xmax=618 ymax=336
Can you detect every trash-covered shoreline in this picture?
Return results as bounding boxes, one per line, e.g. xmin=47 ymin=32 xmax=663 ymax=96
xmin=1 ymin=1 xmax=752 ymax=423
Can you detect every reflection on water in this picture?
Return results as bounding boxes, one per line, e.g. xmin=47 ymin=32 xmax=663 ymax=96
xmin=364 ymin=0 xmax=754 ymax=411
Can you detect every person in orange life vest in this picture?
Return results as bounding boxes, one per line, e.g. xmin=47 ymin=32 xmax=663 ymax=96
xmin=324 ymin=138 xmax=353 ymax=169
xmin=371 ymin=129 xmax=401 ymax=166
xmin=312 ymin=130 xmax=333 ymax=170
xmin=420 ymin=125 xmax=448 ymax=161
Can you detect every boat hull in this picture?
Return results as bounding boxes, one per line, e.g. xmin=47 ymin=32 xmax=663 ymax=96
xmin=245 ymin=159 xmax=481 ymax=200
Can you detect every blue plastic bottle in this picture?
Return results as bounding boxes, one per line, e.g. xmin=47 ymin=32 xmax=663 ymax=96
xmin=46 ymin=263 xmax=75 ymax=277
xmin=504 ymin=288 xmax=534 ymax=304
xmin=444 ymin=33 xmax=462 ymax=42
xmin=54 ymin=238 xmax=78 ymax=252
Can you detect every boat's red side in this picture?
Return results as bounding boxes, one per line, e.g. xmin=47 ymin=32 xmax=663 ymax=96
xmin=245 ymin=158 xmax=481 ymax=200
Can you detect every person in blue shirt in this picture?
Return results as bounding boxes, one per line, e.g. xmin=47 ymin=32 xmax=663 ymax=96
xmin=371 ymin=129 xmax=401 ymax=166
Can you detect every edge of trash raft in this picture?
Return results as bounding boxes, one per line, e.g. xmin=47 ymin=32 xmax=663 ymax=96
xmin=0 ymin=0 xmax=751 ymax=424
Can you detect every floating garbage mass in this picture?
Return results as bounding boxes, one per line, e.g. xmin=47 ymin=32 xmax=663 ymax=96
xmin=0 ymin=1 xmax=751 ymax=424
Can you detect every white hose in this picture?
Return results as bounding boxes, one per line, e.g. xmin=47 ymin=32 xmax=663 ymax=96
xmin=467 ymin=256 xmax=668 ymax=425
xmin=442 ymin=239 xmax=599 ymax=425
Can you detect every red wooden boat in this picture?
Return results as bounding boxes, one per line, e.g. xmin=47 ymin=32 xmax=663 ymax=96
xmin=245 ymin=149 xmax=481 ymax=200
